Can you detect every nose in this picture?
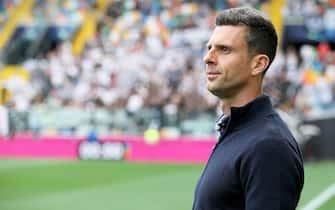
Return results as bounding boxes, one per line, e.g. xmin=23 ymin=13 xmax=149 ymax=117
xmin=203 ymin=49 xmax=217 ymax=66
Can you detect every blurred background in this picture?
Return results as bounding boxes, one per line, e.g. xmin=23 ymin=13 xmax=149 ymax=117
xmin=0 ymin=0 xmax=335 ymax=210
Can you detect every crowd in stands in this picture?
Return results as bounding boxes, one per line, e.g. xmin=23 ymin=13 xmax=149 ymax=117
xmin=0 ymin=0 xmax=21 ymax=32
xmin=264 ymin=43 xmax=335 ymax=118
xmin=1 ymin=0 xmax=335 ymax=138
xmin=283 ymin=0 xmax=335 ymax=42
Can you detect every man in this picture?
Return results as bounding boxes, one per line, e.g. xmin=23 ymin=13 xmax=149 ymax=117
xmin=192 ymin=7 xmax=304 ymax=210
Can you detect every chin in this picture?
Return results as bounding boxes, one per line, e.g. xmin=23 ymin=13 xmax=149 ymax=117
xmin=207 ymin=86 xmax=222 ymax=97
xmin=207 ymin=84 xmax=230 ymax=98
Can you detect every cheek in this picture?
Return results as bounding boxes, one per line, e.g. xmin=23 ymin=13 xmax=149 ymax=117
xmin=217 ymin=60 xmax=237 ymax=78
xmin=217 ymin=54 xmax=251 ymax=76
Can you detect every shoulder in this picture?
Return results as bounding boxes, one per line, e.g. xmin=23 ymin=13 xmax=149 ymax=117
xmin=244 ymin=112 xmax=298 ymax=149
xmin=236 ymin=111 xmax=303 ymax=164
xmin=239 ymin=124 xmax=304 ymax=178
xmin=239 ymin=131 xmax=304 ymax=183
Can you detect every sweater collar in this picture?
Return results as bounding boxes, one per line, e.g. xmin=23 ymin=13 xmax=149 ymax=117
xmin=227 ymin=94 xmax=275 ymax=129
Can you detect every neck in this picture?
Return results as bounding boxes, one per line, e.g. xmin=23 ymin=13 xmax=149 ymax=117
xmin=220 ymin=86 xmax=262 ymax=116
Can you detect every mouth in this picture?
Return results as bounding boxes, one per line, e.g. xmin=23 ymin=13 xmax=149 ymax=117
xmin=207 ymin=72 xmax=221 ymax=81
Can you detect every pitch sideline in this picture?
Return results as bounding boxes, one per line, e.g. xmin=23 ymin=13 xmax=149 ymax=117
xmin=300 ymin=181 xmax=335 ymax=210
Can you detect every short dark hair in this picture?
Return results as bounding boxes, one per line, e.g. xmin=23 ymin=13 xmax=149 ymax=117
xmin=216 ymin=7 xmax=278 ymax=74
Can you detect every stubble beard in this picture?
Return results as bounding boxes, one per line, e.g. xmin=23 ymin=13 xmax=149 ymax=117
xmin=207 ymin=83 xmax=230 ymax=99
xmin=206 ymin=67 xmax=229 ymax=98
xmin=207 ymin=78 xmax=245 ymax=100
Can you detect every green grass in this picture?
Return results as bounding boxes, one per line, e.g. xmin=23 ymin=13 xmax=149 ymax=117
xmin=0 ymin=159 xmax=203 ymax=210
xmin=0 ymin=159 xmax=334 ymax=210
xmin=297 ymin=162 xmax=335 ymax=210
xmin=319 ymin=196 xmax=335 ymax=210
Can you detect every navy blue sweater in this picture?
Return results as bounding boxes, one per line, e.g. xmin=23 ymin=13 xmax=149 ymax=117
xmin=192 ymin=95 xmax=304 ymax=210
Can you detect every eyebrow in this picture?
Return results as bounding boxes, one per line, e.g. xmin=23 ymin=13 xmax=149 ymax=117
xmin=206 ymin=43 xmax=233 ymax=50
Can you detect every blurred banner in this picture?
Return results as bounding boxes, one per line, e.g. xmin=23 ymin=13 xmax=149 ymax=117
xmin=0 ymin=136 xmax=215 ymax=163
xmin=303 ymin=117 xmax=335 ymax=160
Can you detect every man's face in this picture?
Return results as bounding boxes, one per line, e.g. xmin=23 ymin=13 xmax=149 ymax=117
xmin=204 ymin=25 xmax=253 ymax=98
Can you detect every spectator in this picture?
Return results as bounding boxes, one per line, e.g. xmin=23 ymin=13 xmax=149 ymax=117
xmin=4 ymin=0 xmax=334 ymax=137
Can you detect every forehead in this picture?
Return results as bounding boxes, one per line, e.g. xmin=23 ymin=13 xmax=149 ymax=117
xmin=208 ymin=25 xmax=248 ymax=47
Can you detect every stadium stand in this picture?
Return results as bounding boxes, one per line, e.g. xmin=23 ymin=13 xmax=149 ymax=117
xmin=0 ymin=0 xmax=334 ymax=140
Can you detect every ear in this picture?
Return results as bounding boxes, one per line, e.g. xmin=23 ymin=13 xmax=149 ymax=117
xmin=250 ymin=54 xmax=270 ymax=76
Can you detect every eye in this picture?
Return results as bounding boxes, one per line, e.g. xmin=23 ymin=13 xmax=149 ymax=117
xmin=219 ymin=46 xmax=231 ymax=53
